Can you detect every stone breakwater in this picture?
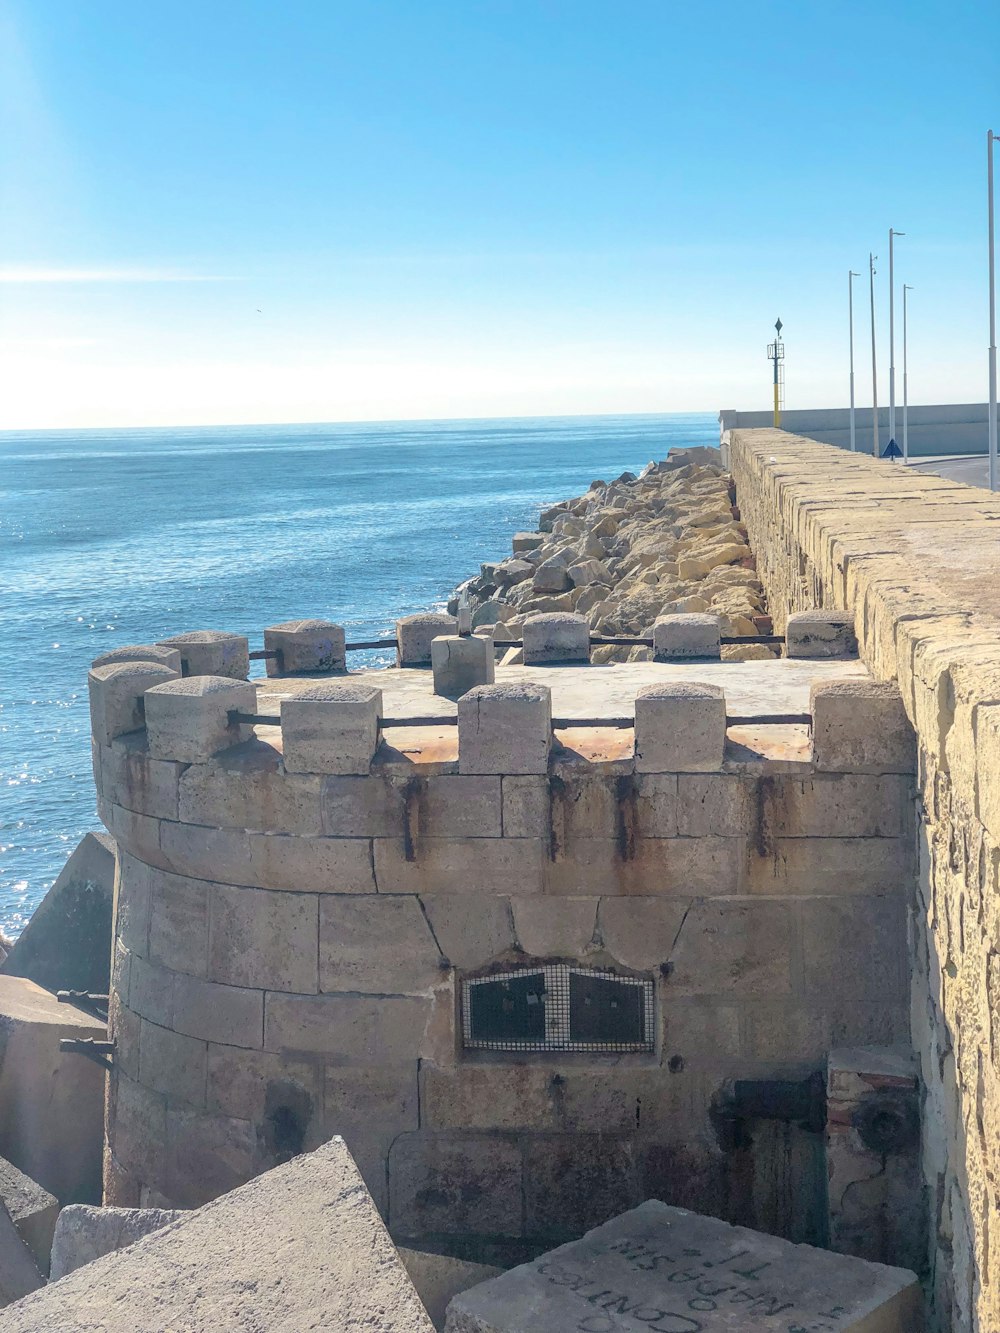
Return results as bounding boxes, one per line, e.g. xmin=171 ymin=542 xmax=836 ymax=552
xmin=449 ymin=446 xmax=773 ymax=663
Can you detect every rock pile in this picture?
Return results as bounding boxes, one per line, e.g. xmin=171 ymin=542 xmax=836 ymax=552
xmin=449 ymin=446 xmax=773 ymax=663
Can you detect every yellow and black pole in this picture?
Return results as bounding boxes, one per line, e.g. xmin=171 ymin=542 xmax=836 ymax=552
xmin=767 ymin=318 xmax=784 ymax=427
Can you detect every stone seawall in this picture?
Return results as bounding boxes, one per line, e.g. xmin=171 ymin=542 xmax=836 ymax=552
xmin=728 ymin=427 xmax=1000 ymax=1333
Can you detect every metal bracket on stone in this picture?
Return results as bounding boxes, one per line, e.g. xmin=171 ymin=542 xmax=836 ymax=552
xmin=57 ymin=990 xmax=109 ymax=1021
xmin=711 ymin=1070 xmax=827 ymax=1150
xmin=59 ymin=1037 xmax=115 ymax=1073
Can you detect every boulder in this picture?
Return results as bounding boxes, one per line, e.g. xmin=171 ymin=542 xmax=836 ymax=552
xmin=566 ymin=559 xmax=610 ymax=588
xmin=532 ymin=557 xmax=571 ymax=594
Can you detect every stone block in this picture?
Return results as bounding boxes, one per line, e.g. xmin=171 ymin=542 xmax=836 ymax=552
xmin=399 ymin=1248 xmax=503 ymax=1333
xmin=374 ymin=837 xmax=545 ymax=896
xmin=0 ymin=1158 xmax=58 ymax=1277
xmin=146 ymin=867 xmax=209 ymax=976
xmin=397 ymin=613 xmax=458 ymax=666
xmin=598 ymin=897 xmax=690 ymax=971
xmin=511 ymin=531 xmax=544 ymax=554
xmin=318 ymin=895 xmax=442 ymax=994
xmin=524 ymin=1135 xmax=640 ymax=1243
xmin=0 ymin=1202 xmax=43 ymax=1307
xmin=522 ymin=612 xmax=590 ymax=664
xmin=1 ymin=1138 xmax=436 ymax=1331
xmin=158 ymin=821 xmax=253 ymax=885
xmin=321 ymin=774 xmax=406 ymax=835
xmin=49 ymin=1205 xmax=181 ymax=1281
xmin=419 ymin=896 xmax=515 ymax=969
xmin=801 ymin=897 xmax=907 ymax=1002
xmin=156 ymin=629 xmax=250 ymax=680
xmin=92 ymin=644 xmax=183 ymax=673
xmin=0 ymin=976 xmax=106 ymax=1205
xmin=675 ymin=774 xmax=749 ymax=836
xmin=324 ymin=1064 xmax=420 ymax=1211
xmin=108 ymin=1071 xmax=167 ymax=1187
xmin=171 ymin=973 xmax=264 ymax=1049
xmin=786 ymin=609 xmax=858 ymax=658
xmin=178 ymin=743 xmax=323 ymax=835
xmin=247 ymin=832 xmax=375 ymax=892
xmin=501 ymin=776 xmax=549 ymax=837
xmin=264 ymin=991 xmax=434 ymax=1060
xmin=532 ymin=556 xmax=571 ymax=593
xmin=634 ymin=682 xmax=726 ymax=773
xmin=163 ymin=1106 xmax=259 ymax=1208
xmin=652 ymin=612 xmax=723 ymax=661
xmin=98 ymin=735 xmax=182 ymax=819
xmin=544 ymin=836 xmax=743 ymax=897
xmin=759 ymin=774 xmax=908 ymax=838
xmin=511 ymin=897 xmax=597 ymax=957
xmin=209 ymin=883 xmax=319 ymax=993
xmin=810 ymin=680 xmax=916 ymax=774
xmin=143 ymin=676 xmax=256 ymax=764
xmin=548 ymin=772 xmax=621 ymax=843
xmin=634 ymin=773 xmax=679 ymax=837
xmin=458 ymin=683 xmax=552 ymax=775
xmin=431 ymin=635 xmax=495 ymax=696
xmin=419 ymin=1066 xmax=559 ymax=1132
xmin=205 ymin=1045 xmax=323 ymax=1128
xmin=262 ymin=619 xmax=346 ymax=676
xmin=748 ymin=836 xmax=910 ymax=895
xmin=88 ymin=661 xmax=179 ymax=746
xmin=389 ymin=1132 xmax=523 ymax=1240
xmin=280 ymin=682 xmax=382 ymax=775
xmin=137 ymin=1019 xmax=207 ymax=1109
xmin=444 ymin=1199 xmax=923 ymax=1332
xmin=667 ymin=899 xmax=795 ymax=996
xmin=1 ymin=832 xmax=115 ymax=997
xmin=99 ymin=802 xmax=170 ymax=870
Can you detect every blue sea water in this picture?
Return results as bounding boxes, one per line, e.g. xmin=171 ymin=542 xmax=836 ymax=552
xmin=0 ymin=412 xmax=717 ymax=935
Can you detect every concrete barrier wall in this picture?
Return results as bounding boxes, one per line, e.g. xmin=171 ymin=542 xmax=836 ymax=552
xmin=728 ymin=426 xmax=1000 ymax=1333
xmin=720 ymin=404 xmax=990 ymax=457
xmin=90 ymin=660 xmax=914 ymax=1260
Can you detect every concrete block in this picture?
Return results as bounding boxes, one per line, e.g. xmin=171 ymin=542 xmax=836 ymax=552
xmin=209 ymin=883 xmax=319 ymax=993
xmin=171 ymin=973 xmax=264 ymax=1049
xmin=522 ymin=612 xmax=590 ymax=664
xmin=419 ymin=895 xmax=515 ymax=969
xmin=319 ymin=895 xmax=442 ymax=994
xmin=786 ymin=609 xmax=858 ymax=658
xmin=810 ymin=680 xmax=916 ymax=774
xmin=399 ymin=1248 xmax=503 ymax=1333
xmin=374 ymin=837 xmax=545 ymax=896
xmin=280 ymin=682 xmax=382 ymax=775
xmin=143 ymin=676 xmax=256 ymax=764
xmin=92 ymin=644 xmax=183 ymax=673
xmin=49 ymin=1205 xmax=181 ymax=1280
xmin=444 ymin=1199 xmax=923 ymax=1332
xmin=88 ymin=661 xmax=179 ymax=746
xmin=137 ymin=1019 xmax=207 ymax=1109
xmin=262 ymin=619 xmax=346 ymax=675
xmin=0 ymin=976 xmax=106 ymax=1205
xmin=431 ymin=635 xmax=495 ymax=697
xmin=652 ymin=612 xmax=723 ymax=661
xmin=246 ymin=832 xmax=376 ymax=893
xmin=511 ymin=897 xmax=597 ymax=957
xmin=264 ymin=991 xmax=435 ymax=1060
xmin=0 ymin=1203 xmax=43 ymax=1307
xmin=389 ymin=1132 xmax=523 ymax=1240
xmin=0 ymin=1158 xmax=58 ymax=1276
xmin=1 ymin=832 xmax=115 ymax=996
xmin=458 ymin=683 xmax=552 ymax=775
xmin=397 ymin=613 xmax=458 ymax=666
xmin=156 ymin=629 xmax=250 ymax=680
xmin=178 ymin=742 xmax=322 ymax=835
xmin=2 ymin=1139 xmax=434 ymax=1332
xmin=634 ymin=682 xmax=726 ymax=773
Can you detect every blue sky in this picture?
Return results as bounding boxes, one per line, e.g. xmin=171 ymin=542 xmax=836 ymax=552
xmin=0 ymin=0 xmax=997 ymax=427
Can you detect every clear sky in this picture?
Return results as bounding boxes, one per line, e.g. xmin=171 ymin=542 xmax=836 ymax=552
xmin=0 ymin=0 xmax=997 ymax=429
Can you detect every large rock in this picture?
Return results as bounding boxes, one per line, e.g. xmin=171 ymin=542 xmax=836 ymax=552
xmin=445 ymin=1200 xmax=923 ymax=1332
xmin=2 ymin=1138 xmax=434 ymax=1331
xmin=1 ymin=833 xmax=115 ymax=996
xmin=49 ymin=1206 xmax=183 ymax=1280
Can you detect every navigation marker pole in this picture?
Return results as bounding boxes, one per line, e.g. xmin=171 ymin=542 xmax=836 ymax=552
xmin=903 ymin=284 xmax=913 ymax=463
xmin=869 ymin=253 xmax=879 ymax=456
xmin=768 ymin=319 xmax=785 ymax=428
xmin=989 ymin=129 xmax=998 ymax=491
xmin=849 ymin=270 xmax=860 ymax=451
xmin=888 ymin=228 xmax=905 ymax=456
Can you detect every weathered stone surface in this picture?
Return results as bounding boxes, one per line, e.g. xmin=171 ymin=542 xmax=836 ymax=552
xmin=445 ymin=1200 xmax=923 ymax=1331
xmin=262 ymin=618 xmax=346 ymax=675
xmin=1 ymin=832 xmax=115 ymax=996
xmin=398 ymin=613 xmax=459 ymax=666
xmin=810 ymin=680 xmax=916 ymax=774
xmin=511 ymin=896 xmax=597 ymax=957
xmin=178 ymin=742 xmax=323 ymax=834
xmin=0 ymin=1158 xmax=57 ymax=1276
xmin=0 ymin=976 xmax=105 ymax=1205
xmin=171 ymin=973 xmax=263 ymax=1049
xmin=432 ymin=634 xmax=495 ymax=697
xmin=280 ymin=681 xmax=382 ymax=775
xmin=319 ymin=894 xmax=442 ymax=993
xmin=597 ymin=897 xmax=690 ymax=971
xmin=4 ymin=1138 xmax=434 ymax=1331
xmin=652 ymin=613 xmax=723 ymax=661
xmin=458 ymin=682 xmax=552 ymax=775
xmin=786 ymin=609 xmax=858 ymax=658
xmin=634 ymin=682 xmax=726 ymax=773
xmin=88 ymin=661 xmax=178 ymax=746
xmin=667 ymin=899 xmax=794 ymax=996
xmin=390 ymin=1133 xmax=523 ymax=1240
xmin=522 ymin=612 xmax=590 ymax=664
xmin=324 ymin=1064 xmax=420 ymax=1211
xmin=0 ymin=1203 xmax=42 ymax=1308
xmin=374 ymin=837 xmax=545 ymax=896
xmin=524 ymin=1135 xmax=640 ymax=1242
xmin=247 ymin=832 xmax=376 ymax=893
xmin=264 ymin=991 xmax=435 ymax=1060
xmin=501 ymin=775 xmax=549 ymax=837
xmin=137 ymin=1018 xmax=207 ymax=1109
xmin=92 ymin=643 xmax=183 ymax=673
xmin=419 ymin=895 xmax=515 ymax=968
xmin=398 ymin=1248 xmax=503 ymax=1333
xmin=156 ymin=629 xmax=250 ymax=680
xmin=208 ymin=883 xmax=318 ymax=993
xmin=49 ymin=1205 xmax=181 ymax=1280
xmin=143 ymin=676 xmax=256 ymax=764
xmin=98 ymin=734 xmax=183 ymax=818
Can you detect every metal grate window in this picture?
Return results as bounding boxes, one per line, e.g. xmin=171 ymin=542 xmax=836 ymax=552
xmin=462 ymin=965 xmax=654 ymax=1053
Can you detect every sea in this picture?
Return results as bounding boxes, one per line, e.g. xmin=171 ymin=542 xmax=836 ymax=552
xmin=0 ymin=411 xmax=717 ymax=936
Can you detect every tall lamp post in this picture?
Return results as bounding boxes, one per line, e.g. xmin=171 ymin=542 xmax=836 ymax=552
xmin=849 ymin=270 xmax=860 ymax=451
xmin=903 ymin=284 xmax=913 ymax=462
xmin=888 ymin=227 xmax=905 ymax=453
xmin=869 ymin=253 xmax=879 ymax=456
xmin=989 ymin=129 xmax=998 ymax=491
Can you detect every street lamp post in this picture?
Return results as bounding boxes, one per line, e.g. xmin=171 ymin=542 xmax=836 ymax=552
xmin=849 ymin=270 xmax=860 ymax=451
xmin=869 ymin=252 xmax=879 ymax=456
xmin=989 ymin=129 xmax=998 ymax=492
xmin=903 ymin=285 xmax=913 ymax=462
xmin=888 ymin=227 xmax=904 ymax=453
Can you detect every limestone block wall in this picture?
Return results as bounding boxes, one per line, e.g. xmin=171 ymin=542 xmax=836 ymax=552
xmin=729 ymin=427 xmax=1000 ymax=1333
xmin=90 ymin=652 xmax=915 ymax=1263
